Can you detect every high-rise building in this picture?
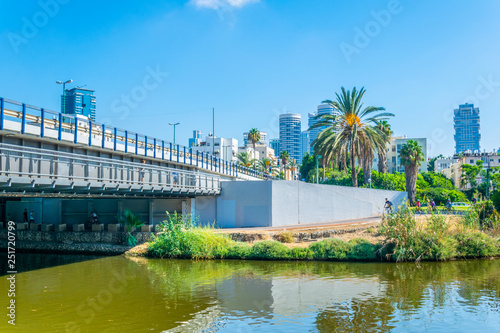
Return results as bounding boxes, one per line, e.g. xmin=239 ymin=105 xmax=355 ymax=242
xmin=308 ymin=104 xmax=336 ymax=153
xmin=301 ymin=131 xmax=310 ymax=157
xmin=279 ymin=113 xmax=302 ymax=164
xmin=270 ymin=139 xmax=280 ymax=156
xmin=243 ymin=131 xmax=267 ymax=147
xmin=454 ymin=103 xmax=480 ymax=154
xmin=189 ymin=130 xmax=202 ymax=147
xmin=63 ymin=87 xmax=96 ymax=121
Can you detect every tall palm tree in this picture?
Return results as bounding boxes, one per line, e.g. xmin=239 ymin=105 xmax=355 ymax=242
xmin=399 ymin=140 xmax=424 ymax=205
xmin=377 ymin=120 xmax=392 ymax=173
xmin=236 ymin=152 xmax=255 ymax=168
xmin=310 ymin=87 xmax=393 ymax=187
xmin=280 ymin=151 xmax=290 ymax=179
xmin=247 ymin=128 xmax=260 ymax=169
xmin=288 ymin=159 xmax=299 ymax=180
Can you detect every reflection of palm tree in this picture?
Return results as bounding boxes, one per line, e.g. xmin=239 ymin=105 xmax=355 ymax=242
xmin=310 ymin=87 xmax=393 ymax=187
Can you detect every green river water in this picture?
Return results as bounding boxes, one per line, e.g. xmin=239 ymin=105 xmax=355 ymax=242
xmin=1 ymin=254 xmax=499 ymax=332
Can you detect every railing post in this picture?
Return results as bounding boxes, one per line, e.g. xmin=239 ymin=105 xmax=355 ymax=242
xmin=0 ymin=98 xmax=4 ymax=130
xmin=190 ymin=148 xmax=193 ymax=165
xmin=74 ymin=117 xmax=79 ymax=144
xmin=21 ymin=103 xmax=26 ymax=134
xmin=144 ymin=136 xmax=148 ymax=157
xmin=210 ymin=156 xmax=213 ymax=171
xmin=135 ymin=133 xmax=138 ymax=155
xmin=124 ymin=130 xmax=128 ymax=153
xmin=88 ymin=121 xmax=92 ymax=146
xmin=176 ymin=145 xmax=180 ymax=163
xmin=162 ymin=140 xmax=165 ymax=160
xmin=113 ymin=127 xmax=117 ymax=151
xmin=40 ymin=108 xmax=45 ymax=138
xmin=153 ymin=138 xmax=157 ymax=159
xmin=58 ymin=113 xmax=63 ymax=141
xmin=101 ymin=124 xmax=105 ymax=148
xmin=196 ymin=151 xmax=199 ymax=166
xmin=169 ymin=143 xmax=172 ymax=161
xmin=183 ymin=146 xmax=186 ymax=164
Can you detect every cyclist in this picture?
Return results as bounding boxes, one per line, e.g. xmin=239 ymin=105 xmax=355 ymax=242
xmin=416 ymin=199 xmax=421 ymax=214
xmin=384 ymin=198 xmax=394 ymax=214
xmin=446 ymin=199 xmax=453 ymax=213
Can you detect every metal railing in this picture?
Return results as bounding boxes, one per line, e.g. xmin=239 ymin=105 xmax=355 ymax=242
xmin=0 ymin=143 xmax=221 ymax=192
xmin=0 ymin=97 xmax=277 ymax=180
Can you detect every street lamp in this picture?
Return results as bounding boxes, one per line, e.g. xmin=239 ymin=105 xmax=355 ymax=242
xmin=56 ymin=79 xmax=73 ymax=114
xmin=168 ymin=122 xmax=180 ymax=144
xmin=316 ymin=155 xmax=322 ymax=184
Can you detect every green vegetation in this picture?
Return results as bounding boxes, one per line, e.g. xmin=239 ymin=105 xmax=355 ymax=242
xmin=147 ymin=205 xmax=500 ymax=262
xmin=117 ymin=209 xmax=145 ymax=246
xmin=399 ymin=140 xmax=425 ymax=205
xmin=309 ymin=87 xmax=393 ymax=187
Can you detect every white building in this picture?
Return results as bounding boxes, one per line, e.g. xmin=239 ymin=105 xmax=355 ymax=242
xmin=190 ymin=135 xmax=239 ymax=162
xmin=372 ymin=137 xmax=428 ymax=173
xmin=243 ymin=131 xmax=267 ymax=147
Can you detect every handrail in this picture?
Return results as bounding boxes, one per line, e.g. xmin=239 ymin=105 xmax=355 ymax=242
xmin=0 ymin=97 xmax=277 ymax=180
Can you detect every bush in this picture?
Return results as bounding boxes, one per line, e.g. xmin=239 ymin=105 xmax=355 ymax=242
xmin=347 ymin=238 xmax=378 ymax=260
xmin=310 ymin=238 xmax=351 ymax=260
xmin=226 ymin=242 xmax=252 ymax=259
xmin=249 ymin=241 xmax=291 ymax=260
xmin=289 ymin=247 xmax=313 ymax=260
xmin=454 ymin=232 xmax=499 ymax=257
xmin=418 ymin=188 xmax=467 ymax=206
xmin=148 ymin=212 xmax=233 ymax=259
xmin=492 ymin=191 xmax=500 ymax=211
xmin=276 ymin=231 xmax=294 ymax=243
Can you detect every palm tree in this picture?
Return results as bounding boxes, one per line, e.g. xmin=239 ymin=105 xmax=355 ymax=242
xmin=280 ymin=151 xmax=290 ymax=180
xmin=310 ymin=87 xmax=393 ymax=187
xmin=247 ymin=128 xmax=260 ymax=169
xmin=258 ymin=158 xmax=279 ymax=176
xmin=236 ymin=152 xmax=255 ymax=168
xmin=399 ymin=140 xmax=424 ymax=205
xmin=117 ymin=209 xmax=144 ymax=246
xmin=377 ymin=120 xmax=392 ymax=173
xmin=288 ymin=159 xmax=299 ymax=180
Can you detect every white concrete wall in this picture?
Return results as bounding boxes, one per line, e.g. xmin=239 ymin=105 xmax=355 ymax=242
xmin=216 ymin=181 xmax=407 ymax=228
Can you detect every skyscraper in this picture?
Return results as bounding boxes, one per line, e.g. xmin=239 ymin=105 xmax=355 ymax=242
xmin=63 ymin=87 xmax=96 ymax=121
xmin=189 ymin=130 xmax=202 ymax=147
xmin=279 ymin=113 xmax=302 ymax=164
xmin=308 ymin=103 xmax=336 ymax=153
xmin=301 ymin=131 xmax=310 ymax=157
xmin=270 ymin=139 xmax=280 ymax=156
xmin=454 ymin=103 xmax=480 ymax=154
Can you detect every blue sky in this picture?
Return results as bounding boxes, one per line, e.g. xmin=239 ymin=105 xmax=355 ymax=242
xmin=1 ymin=0 xmax=500 ymax=157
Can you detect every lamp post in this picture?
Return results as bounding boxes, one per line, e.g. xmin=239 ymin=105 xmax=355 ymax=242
xmin=168 ymin=122 xmax=180 ymax=144
xmin=316 ymin=155 xmax=322 ymax=184
xmin=56 ymin=79 xmax=73 ymax=114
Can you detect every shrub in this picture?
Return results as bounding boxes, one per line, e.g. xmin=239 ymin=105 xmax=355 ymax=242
xmin=148 ymin=212 xmax=233 ymax=259
xmin=249 ymin=241 xmax=291 ymax=260
xmin=492 ymin=191 xmax=500 ymax=211
xmin=310 ymin=238 xmax=351 ymax=260
xmin=226 ymin=242 xmax=252 ymax=259
xmin=117 ymin=209 xmax=145 ymax=246
xmin=289 ymin=247 xmax=313 ymax=260
xmin=276 ymin=231 xmax=294 ymax=243
xmin=476 ymin=201 xmax=499 ymax=230
xmin=454 ymin=232 xmax=499 ymax=257
xmin=347 ymin=238 xmax=378 ymax=260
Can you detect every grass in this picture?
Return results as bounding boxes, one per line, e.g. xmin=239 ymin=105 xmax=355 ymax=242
xmin=147 ymin=208 xmax=500 ymax=262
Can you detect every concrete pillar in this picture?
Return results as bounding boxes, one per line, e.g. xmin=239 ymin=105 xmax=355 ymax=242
xmin=149 ymin=200 xmax=154 ymax=225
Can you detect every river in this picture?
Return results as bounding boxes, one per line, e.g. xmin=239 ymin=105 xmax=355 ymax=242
xmin=1 ymin=254 xmax=499 ymax=332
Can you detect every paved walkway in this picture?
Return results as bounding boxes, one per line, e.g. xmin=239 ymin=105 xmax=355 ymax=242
xmin=217 ymin=216 xmax=382 ymax=233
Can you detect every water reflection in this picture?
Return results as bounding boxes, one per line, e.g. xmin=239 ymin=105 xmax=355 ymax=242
xmin=0 ymin=256 xmax=498 ymax=332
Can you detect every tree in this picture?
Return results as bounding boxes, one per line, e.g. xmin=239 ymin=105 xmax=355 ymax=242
xmin=461 ymin=160 xmax=483 ymax=190
xmin=236 ymin=152 xmax=255 ymax=168
xmin=310 ymin=87 xmax=393 ymax=187
xmin=288 ymin=159 xmax=299 ymax=180
xmin=258 ymin=158 xmax=278 ymax=176
xmin=376 ymin=120 xmax=392 ymax=173
xmin=399 ymin=140 xmax=424 ymax=205
xmin=117 ymin=209 xmax=144 ymax=246
xmin=280 ymin=151 xmax=290 ymax=179
xmin=299 ymin=153 xmax=315 ymax=182
xmin=247 ymin=128 xmax=260 ymax=169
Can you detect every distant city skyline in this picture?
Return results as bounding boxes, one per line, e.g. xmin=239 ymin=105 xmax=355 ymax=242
xmin=1 ymin=1 xmax=500 ymax=157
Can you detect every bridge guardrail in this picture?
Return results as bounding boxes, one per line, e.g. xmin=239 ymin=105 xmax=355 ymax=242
xmin=0 ymin=97 xmax=277 ymax=181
